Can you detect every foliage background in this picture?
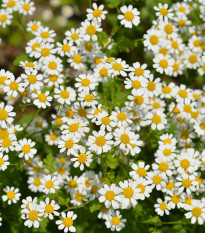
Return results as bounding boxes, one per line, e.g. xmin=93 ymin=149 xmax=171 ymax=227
xmin=0 ymin=0 xmax=205 ymax=232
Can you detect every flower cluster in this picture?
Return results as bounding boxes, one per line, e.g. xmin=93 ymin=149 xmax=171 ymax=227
xmin=1 ymin=0 xmax=205 ymax=232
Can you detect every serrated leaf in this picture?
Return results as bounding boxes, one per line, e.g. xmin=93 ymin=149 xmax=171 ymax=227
xmin=107 ymin=156 xmax=119 ymax=169
xmin=43 ymin=154 xmax=57 ymax=173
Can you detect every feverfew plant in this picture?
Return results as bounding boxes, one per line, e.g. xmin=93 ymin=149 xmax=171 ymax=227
xmin=1 ymin=0 xmax=205 ymax=232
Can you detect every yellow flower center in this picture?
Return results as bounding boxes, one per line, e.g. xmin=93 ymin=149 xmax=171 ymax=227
xmin=112 ymin=216 xmax=121 ymax=225
xmin=28 ymin=210 xmax=38 ymax=221
xmin=84 ymin=94 xmax=94 ymax=102
xmin=159 ymin=162 xmax=168 ymax=172
xmin=172 ymin=41 xmax=179 ymax=49
xmin=49 ymin=75 xmax=58 ymax=82
xmin=41 ymin=48 xmax=50 ymax=56
xmin=91 ymin=185 xmax=98 ymax=194
xmin=48 ymin=61 xmax=57 ymax=70
xmin=9 ymin=81 xmax=18 ymax=90
xmin=137 ymin=184 xmax=145 ymax=193
xmin=178 ymin=19 xmax=186 ymax=27
xmin=153 ymin=175 xmax=161 ymax=184
xmin=124 ymin=11 xmax=134 ymax=21
xmin=34 ymin=177 xmax=41 ymax=186
xmin=179 ymin=6 xmax=186 ymax=12
xmin=65 ymin=139 xmax=74 ymax=149
xmin=86 ymin=25 xmax=96 ymax=35
xmin=78 ymin=108 xmax=87 ymax=117
xmin=22 ymin=145 xmax=31 ymax=154
xmin=81 ymin=78 xmax=90 ymax=87
xmin=0 ymin=76 xmax=7 ymax=85
xmin=123 ymin=187 xmax=134 ymax=198
xmin=99 ymin=68 xmax=108 ymax=77
xmin=160 ymin=8 xmax=168 ymax=16
xmin=178 ymin=89 xmax=187 ymax=98
xmin=192 ymin=207 xmax=202 ymax=217
xmin=45 ymin=204 xmax=54 ymax=214
xmin=132 ymin=80 xmax=141 ymax=89
xmin=60 ymin=90 xmax=70 ymax=99
xmin=93 ymin=9 xmax=102 ymax=17
xmin=160 ymin=202 xmax=167 ymax=210
xmin=137 ymin=168 xmax=146 ymax=177
xmin=23 ymin=3 xmax=30 ymax=11
xmin=26 ymin=62 xmax=35 ymax=68
xmin=162 ymin=86 xmax=171 ymax=94
xmin=112 ymin=63 xmax=123 ymax=71
xmin=149 ymin=35 xmax=159 ymax=45
xmin=182 ymin=179 xmax=191 ymax=188
xmin=164 ymin=24 xmax=173 ymax=34
xmin=134 ymin=95 xmax=144 ymax=105
xmin=71 ymin=33 xmax=79 ymax=40
xmin=166 ymin=182 xmax=174 ymax=190
xmin=7 ymin=191 xmax=15 ymax=199
xmin=0 ymin=109 xmax=8 ymax=121
xmin=152 ymin=114 xmax=161 ymax=124
xmin=31 ymin=24 xmax=38 ymax=31
xmin=2 ymin=138 xmax=11 ymax=148
xmin=45 ymin=180 xmax=54 ymax=189
xmin=73 ymin=55 xmax=82 ymax=63
xmin=95 ymin=136 xmax=106 ymax=147
xmin=185 ymin=197 xmax=192 ymax=205
xmin=159 ymin=59 xmax=168 ymax=69
xmin=40 ymin=31 xmax=49 ymax=39
xmin=163 ymin=149 xmax=171 ymax=156
xmin=0 ymin=14 xmax=7 ymax=22
xmin=134 ymin=67 xmax=144 ymax=76
xmin=7 ymin=0 xmax=16 ymax=7
xmin=101 ymin=117 xmax=111 ymax=125
xmin=200 ymin=123 xmax=205 ymax=130
xmin=120 ymin=134 xmax=130 ymax=144
xmin=78 ymin=153 xmax=87 ymax=164
xmin=189 ymin=55 xmax=197 ymax=64
xmin=117 ymin=113 xmax=127 ymax=121
xmin=63 ymin=217 xmax=73 ymax=227
xmin=105 ymin=190 xmax=115 ymax=201
xmin=28 ymin=75 xmax=37 ymax=84
xmin=75 ymin=193 xmax=83 ymax=201
xmin=147 ymin=81 xmax=156 ymax=91
xmin=50 ymin=134 xmax=57 ymax=141
xmin=171 ymin=194 xmax=180 ymax=204
xmin=0 ymin=158 xmax=4 ymax=166
xmin=68 ymin=180 xmax=77 ymax=188
xmin=38 ymin=93 xmax=47 ymax=102
xmin=62 ymin=44 xmax=71 ymax=52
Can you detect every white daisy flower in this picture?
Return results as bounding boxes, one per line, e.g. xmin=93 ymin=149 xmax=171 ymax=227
xmin=2 ymin=186 xmax=21 ymax=205
xmin=16 ymin=138 xmax=37 ymax=160
xmin=56 ymin=211 xmax=77 ymax=232
xmin=87 ymin=130 xmax=113 ymax=154
xmin=118 ymin=5 xmax=140 ymax=28
xmin=0 ymin=153 xmax=9 ymax=171
xmin=39 ymin=197 xmax=60 ymax=220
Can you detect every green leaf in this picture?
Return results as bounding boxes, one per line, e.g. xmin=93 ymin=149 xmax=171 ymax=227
xmin=104 ymin=171 xmax=115 ymax=185
xmin=107 ymin=156 xmax=119 ymax=169
xmin=13 ymin=54 xmax=30 ymax=66
xmin=17 ymin=113 xmax=34 ymax=126
xmin=105 ymin=0 xmax=124 ymax=8
xmin=89 ymin=200 xmax=101 ymax=213
xmin=43 ymin=154 xmax=58 ymax=173
xmin=58 ymin=196 xmax=70 ymax=207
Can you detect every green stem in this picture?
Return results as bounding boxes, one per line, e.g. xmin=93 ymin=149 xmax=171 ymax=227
xmin=24 ymin=108 xmax=41 ymax=131
xmin=60 ymin=200 xmax=91 ymax=214
xmin=111 ymin=76 xmax=115 ymax=111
